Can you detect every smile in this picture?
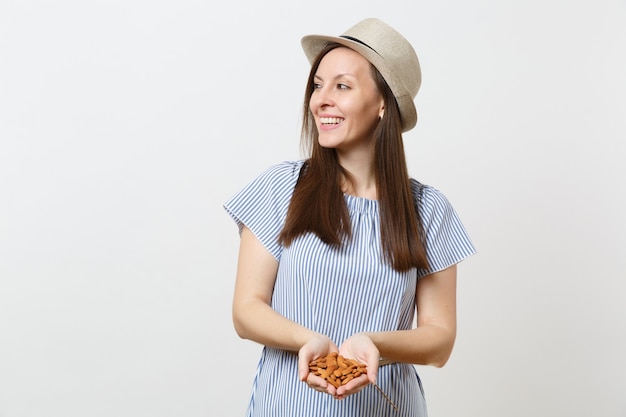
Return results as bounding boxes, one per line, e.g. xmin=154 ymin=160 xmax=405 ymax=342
xmin=320 ymin=117 xmax=344 ymax=125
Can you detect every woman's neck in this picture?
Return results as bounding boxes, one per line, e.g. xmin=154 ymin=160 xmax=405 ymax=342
xmin=338 ymin=154 xmax=377 ymax=199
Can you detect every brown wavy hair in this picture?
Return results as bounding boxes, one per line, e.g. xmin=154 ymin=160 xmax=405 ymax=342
xmin=279 ymin=43 xmax=428 ymax=272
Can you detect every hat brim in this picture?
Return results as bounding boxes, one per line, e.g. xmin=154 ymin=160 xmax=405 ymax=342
xmin=301 ymin=34 xmax=417 ymax=132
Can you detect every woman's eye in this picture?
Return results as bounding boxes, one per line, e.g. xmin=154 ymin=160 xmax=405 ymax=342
xmin=313 ymin=83 xmax=322 ymax=89
xmin=338 ymin=83 xmax=349 ymax=90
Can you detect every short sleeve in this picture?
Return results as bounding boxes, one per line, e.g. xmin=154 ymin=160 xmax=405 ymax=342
xmin=412 ymin=180 xmax=477 ymax=278
xmin=223 ymin=160 xmax=304 ymax=261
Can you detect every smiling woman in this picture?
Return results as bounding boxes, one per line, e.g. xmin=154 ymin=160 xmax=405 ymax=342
xmin=223 ymin=18 xmax=476 ymax=417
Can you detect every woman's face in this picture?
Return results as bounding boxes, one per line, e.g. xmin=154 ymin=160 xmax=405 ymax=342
xmin=310 ymin=47 xmax=384 ymax=154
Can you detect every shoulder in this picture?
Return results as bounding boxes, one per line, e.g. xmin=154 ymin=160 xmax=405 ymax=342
xmin=410 ymin=178 xmax=452 ymax=211
xmin=409 ymin=178 xmax=462 ymax=230
xmin=410 ymin=178 xmax=477 ymax=276
xmin=247 ymin=160 xmax=305 ymax=198
xmin=232 ymin=160 xmax=304 ymax=195
xmin=224 ymin=160 xmax=304 ymax=206
xmin=261 ymin=160 xmax=305 ymax=184
xmin=223 ymin=160 xmax=306 ymax=259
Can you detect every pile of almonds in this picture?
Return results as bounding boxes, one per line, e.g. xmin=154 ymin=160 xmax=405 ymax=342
xmin=308 ymin=352 xmax=367 ymax=388
xmin=308 ymin=352 xmax=398 ymax=411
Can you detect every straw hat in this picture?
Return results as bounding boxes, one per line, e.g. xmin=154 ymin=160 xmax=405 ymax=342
xmin=301 ymin=18 xmax=421 ymax=132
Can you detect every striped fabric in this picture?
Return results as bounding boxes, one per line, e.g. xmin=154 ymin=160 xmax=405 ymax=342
xmin=224 ymin=160 xmax=476 ymax=417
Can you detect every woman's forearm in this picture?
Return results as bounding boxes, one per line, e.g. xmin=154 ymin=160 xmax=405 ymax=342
xmin=233 ymin=226 xmax=322 ymax=352
xmin=233 ymin=298 xmax=320 ymax=352
xmin=366 ymin=325 xmax=456 ymax=367
xmin=368 ymin=266 xmax=458 ymax=367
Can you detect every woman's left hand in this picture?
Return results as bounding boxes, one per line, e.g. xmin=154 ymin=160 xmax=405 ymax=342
xmin=335 ymin=333 xmax=379 ymax=399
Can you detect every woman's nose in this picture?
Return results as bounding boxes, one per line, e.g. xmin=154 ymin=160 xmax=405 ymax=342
xmin=311 ymin=87 xmax=333 ymax=109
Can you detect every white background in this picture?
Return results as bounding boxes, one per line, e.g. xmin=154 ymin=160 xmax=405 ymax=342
xmin=1 ymin=0 xmax=625 ymax=416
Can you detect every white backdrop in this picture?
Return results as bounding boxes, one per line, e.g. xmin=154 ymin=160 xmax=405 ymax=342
xmin=1 ymin=1 xmax=625 ymax=416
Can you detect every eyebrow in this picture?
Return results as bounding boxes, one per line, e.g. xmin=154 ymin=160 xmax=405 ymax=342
xmin=314 ymin=73 xmax=357 ymax=81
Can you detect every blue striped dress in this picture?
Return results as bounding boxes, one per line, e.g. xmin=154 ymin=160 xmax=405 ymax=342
xmin=224 ymin=160 xmax=476 ymax=417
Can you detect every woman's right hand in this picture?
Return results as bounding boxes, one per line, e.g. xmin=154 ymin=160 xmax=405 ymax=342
xmin=298 ymin=335 xmax=339 ymax=395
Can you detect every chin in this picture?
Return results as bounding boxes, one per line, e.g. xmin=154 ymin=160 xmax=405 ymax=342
xmin=317 ymin=137 xmax=342 ymax=149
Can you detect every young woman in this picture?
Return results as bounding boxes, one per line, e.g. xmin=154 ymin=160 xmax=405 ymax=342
xmin=224 ymin=18 xmax=476 ymax=417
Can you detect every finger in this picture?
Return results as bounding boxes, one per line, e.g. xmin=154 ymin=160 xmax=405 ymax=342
xmin=335 ymin=373 xmax=369 ymax=396
xmin=365 ymin=356 xmax=379 ymax=384
xmin=306 ymin=373 xmax=328 ymax=390
xmin=307 ymin=374 xmax=337 ymax=396
xmin=298 ymin=354 xmax=312 ymax=381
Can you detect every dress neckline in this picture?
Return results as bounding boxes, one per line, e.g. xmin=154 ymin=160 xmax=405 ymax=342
xmin=343 ymin=193 xmax=379 ymax=214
